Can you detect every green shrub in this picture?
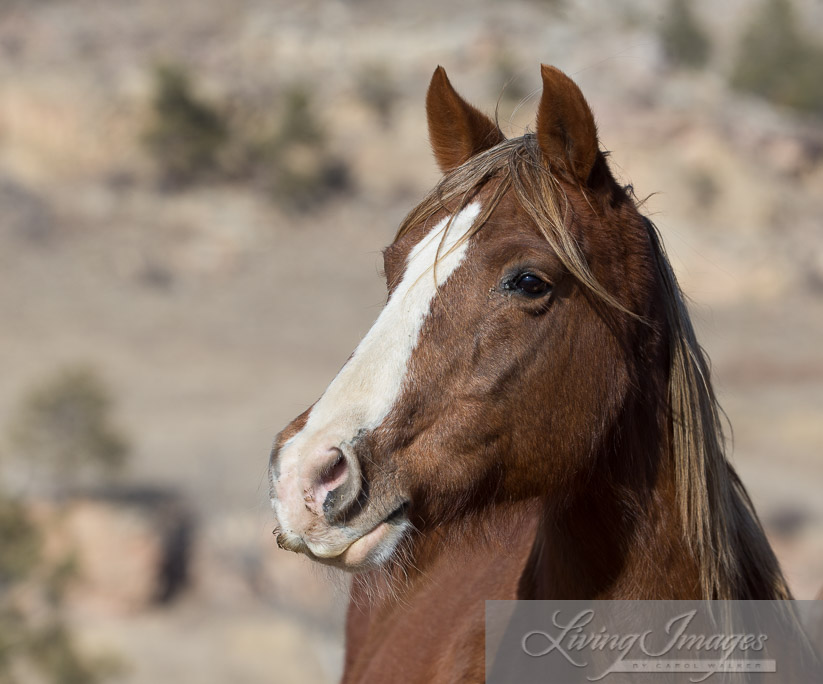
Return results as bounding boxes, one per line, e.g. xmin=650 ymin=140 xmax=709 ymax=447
xmin=356 ymin=64 xmax=398 ymax=127
xmin=0 ymin=497 xmax=40 ymax=586
xmin=140 ymin=64 xmax=352 ymax=208
xmin=25 ymin=623 xmax=110 ymax=684
xmin=0 ymin=494 xmax=116 ymax=684
xmin=273 ymin=87 xmax=324 ymax=149
xmin=731 ymin=0 xmax=823 ymax=117
xmin=248 ymin=86 xmax=351 ymax=212
xmin=8 ymin=366 xmax=129 ymax=493
xmin=142 ymin=64 xmax=228 ymax=187
xmin=659 ymin=0 xmax=712 ymax=69
xmin=1 ymin=366 xmax=127 ymax=682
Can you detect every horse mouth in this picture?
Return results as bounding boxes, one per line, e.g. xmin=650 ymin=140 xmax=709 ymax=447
xmin=276 ymin=501 xmax=410 ymax=571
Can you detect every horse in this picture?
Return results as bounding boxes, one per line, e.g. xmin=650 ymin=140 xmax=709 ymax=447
xmin=267 ymin=64 xmax=793 ymax=682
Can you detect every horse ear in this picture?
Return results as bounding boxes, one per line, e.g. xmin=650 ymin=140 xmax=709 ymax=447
xmin=426 ymin=66 xmax=505 ymax=174
xmin=536 ymin=65 xmax=599 ymax=185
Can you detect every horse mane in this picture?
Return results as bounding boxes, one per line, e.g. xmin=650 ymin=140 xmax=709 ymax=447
xmin=395 ymin=134 xmax=792 ymax=600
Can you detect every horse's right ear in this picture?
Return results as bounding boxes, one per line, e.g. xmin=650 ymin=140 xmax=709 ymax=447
xmin=426 ymin=66 xmax=505 ymax=174
xmin=536 ymin=65 xmax=599 ymax=185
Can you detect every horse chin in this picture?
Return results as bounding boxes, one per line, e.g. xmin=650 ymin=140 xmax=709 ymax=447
xmin=314 ymin=517 xmax=410 ymax=571
xmin=277 ymin=504 xmax=411 ymax=572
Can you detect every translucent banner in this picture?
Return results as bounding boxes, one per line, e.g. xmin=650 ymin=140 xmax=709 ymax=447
xmin=486 ymin=600 xmax=823 ymax=683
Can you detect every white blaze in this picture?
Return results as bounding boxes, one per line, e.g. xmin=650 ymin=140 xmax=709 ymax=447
xmin=276 ymin=202 xmax=481 ymax=482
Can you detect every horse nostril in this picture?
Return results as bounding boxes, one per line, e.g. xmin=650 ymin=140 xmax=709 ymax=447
xmin=309 ymin=446 xmax=356 ymax=519
xmin=308 ymin=445 xmax=362 ymax=523
xmin=319 ymin=448 xmax=348 ymax=493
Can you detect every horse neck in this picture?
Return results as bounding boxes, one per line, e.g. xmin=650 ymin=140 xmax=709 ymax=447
xmin=520 ymin=395 xmax=703 ymax=600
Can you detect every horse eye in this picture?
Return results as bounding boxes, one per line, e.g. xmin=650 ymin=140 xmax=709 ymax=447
xmin=513 ymin=273 xmax=551 ymax=296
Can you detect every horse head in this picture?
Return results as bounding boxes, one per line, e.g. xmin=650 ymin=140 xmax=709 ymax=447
xmin=268 ymin=65 xmax=669 ymax=572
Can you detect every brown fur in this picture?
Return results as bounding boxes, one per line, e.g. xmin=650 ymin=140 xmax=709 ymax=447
xmin=271 ymin=65 xmax=793 ymax=683
xmin=536 ymin=64 xmax=599 ymax=183
xmin=426 ymin=66 xmax=505 ymax=173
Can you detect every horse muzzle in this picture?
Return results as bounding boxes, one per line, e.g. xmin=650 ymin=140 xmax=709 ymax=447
xmin=269 ymin=433 xmax=410 ymax=570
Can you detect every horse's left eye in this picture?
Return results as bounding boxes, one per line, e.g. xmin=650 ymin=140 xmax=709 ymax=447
xmin=513 ymin=273 xmax=551 ymax=297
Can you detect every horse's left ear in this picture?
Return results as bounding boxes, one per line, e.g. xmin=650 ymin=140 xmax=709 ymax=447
xmin=426 ymin=66 xmax=505 ymax=174
xmin=536 ymin=65 xmax=599 ymax=185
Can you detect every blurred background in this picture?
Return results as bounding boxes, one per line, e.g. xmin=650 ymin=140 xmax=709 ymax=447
xmin=1 ymin=0 xmax=822 ymax=681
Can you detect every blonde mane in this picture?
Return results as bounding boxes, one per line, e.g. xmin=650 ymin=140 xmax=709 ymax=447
xmin=396 ymin=134 xmax=791 ymax=600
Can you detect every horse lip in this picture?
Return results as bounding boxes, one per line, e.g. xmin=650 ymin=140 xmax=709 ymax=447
xmin=304 ymin=499 xmax=410 ymax=562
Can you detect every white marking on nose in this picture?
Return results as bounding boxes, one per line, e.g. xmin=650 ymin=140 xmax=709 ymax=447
xmin=272 ymin=201 xmax=481 ymax=519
